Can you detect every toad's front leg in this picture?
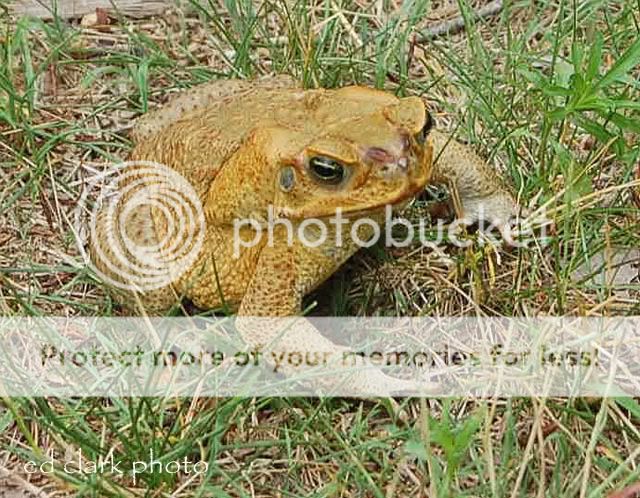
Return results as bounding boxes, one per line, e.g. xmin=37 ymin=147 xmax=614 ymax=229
xmin=235 ymin=236 xmax=429 ymax=396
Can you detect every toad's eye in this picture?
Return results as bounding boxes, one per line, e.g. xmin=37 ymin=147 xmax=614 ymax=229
xmin=309 ymin=156 xmax=346 ymax=185
xmin=417 ymin=111 xmax=434 ymax=144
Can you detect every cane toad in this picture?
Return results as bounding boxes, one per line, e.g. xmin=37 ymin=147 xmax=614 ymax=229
xmin=90 ymin=76 xmax=517 ymax=394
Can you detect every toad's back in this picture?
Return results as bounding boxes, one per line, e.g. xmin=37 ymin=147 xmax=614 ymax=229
xmin=130 ymin=78 xmax=413 ymax=198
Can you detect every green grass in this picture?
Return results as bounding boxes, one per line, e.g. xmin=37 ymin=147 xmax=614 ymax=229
xmin=1 ymin=0 xmax=640 ymax=496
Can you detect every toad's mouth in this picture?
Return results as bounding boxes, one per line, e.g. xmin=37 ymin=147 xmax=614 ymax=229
xmin=331 ymin=182 xmax=428 ymax=219
xmin=276 ymin=178 xmax=429 ymax=220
